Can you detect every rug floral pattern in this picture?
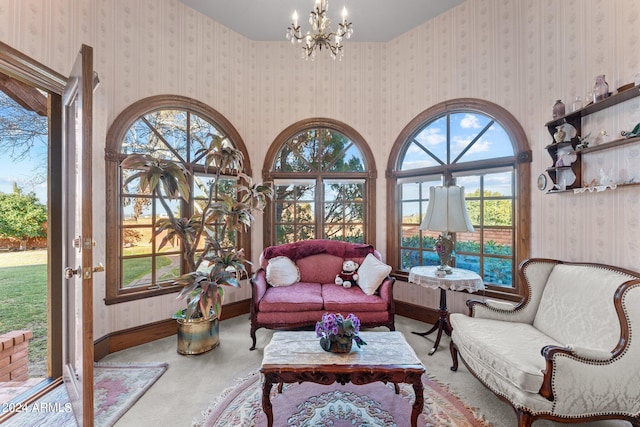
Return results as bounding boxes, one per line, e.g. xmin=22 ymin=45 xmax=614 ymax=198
xmin=196 ymin=371 xmax=490 ymax=427
xmin=2 ymin=362 xmax=168 ymax=427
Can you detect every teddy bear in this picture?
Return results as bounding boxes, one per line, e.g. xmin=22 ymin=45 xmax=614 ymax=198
xmin=335 ymin=260 xmax=359 ymax=288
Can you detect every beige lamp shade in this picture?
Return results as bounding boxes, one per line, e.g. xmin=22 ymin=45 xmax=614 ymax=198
xmin=420 ymin=185 xmax=474 ymax=234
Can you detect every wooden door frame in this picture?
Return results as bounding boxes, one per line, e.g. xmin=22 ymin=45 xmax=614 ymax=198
xmin=0 ymin=41 xmax=66 ymax=379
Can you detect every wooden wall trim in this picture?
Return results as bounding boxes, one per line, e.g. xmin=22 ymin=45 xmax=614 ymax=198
xmin=94 ymin=300 xmax=251 ymax=361
xmin=94 ymin=299 xmax=433 ymax=360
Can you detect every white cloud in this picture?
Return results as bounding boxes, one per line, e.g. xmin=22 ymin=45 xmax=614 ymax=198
xmin=460 ymin=114 xmax=482 ymax=129
xmin=452 ymin=135 xmax=491 ymax=154
xmin=415 ymin=127 xmax=446 ymax=147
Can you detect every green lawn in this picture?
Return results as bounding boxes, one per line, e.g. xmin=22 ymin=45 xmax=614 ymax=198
xmin=0 ymin=261 xmax=48 ymax=377
xmin=0 ymin=249 xmax=175 ymax=378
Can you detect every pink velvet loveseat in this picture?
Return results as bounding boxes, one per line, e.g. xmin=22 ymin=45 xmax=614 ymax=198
xmin=249 ymin=239 xmax=396 ymax=350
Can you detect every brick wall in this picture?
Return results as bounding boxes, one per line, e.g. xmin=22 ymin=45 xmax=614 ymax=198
xmin=0 ymin=330 xmax=32 ymax=381
xmin=0 ymin=237 xmax=47 ymax=251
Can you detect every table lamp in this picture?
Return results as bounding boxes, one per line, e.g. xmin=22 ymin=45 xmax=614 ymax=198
xmin=420 ymin=185 xmax=474 ymax=274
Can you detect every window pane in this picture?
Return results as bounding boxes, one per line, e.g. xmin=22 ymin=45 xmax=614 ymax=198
xmin=465 ymin=200 xmax=481 ymax=226
xmin=401 ymin=182 xmax=420 ymax=200
xmin=296 ymin=203 xmax=315 ymax=222
xmin=400 ymin=141 xmax=440 ymax=170
xmin=415 ymin=116 xmax=447 ymax=163
xmin=321 ymin=131 xmax=349 ymax=170
xmin=324 ymin=203 xmax=344 ymax=223
xmin=296 ymin=225 xmax=315 ymax=241
xmin=122 ymin=257 xmax=153 ymax=288
xmin=122 ymin=121 xmax=154 ymax=155
xmin=456 ymin=254 xmax=480 ymax=274
xmin=345 ymin=202 xmax=363 ymax=222
xmin=274 ymin=143 xmax=309 ymax=172
xmin=452 ymin=115 xmax=514 ymax=163
xmin=122 ymin=196 xmax=152 ymax=221
xmin=276 ymin=225 xmax=294 ymax=244
xmin=121 ymin=170 xmax=147 ymax=196
xmin=401 ymin=249 xmax=420 ymax=270
xmin=456 ymin=231 xmax=480 ymax=254
xmin=456 ymin=175 xmax=480 ymax=197
xmin=143 ymin=110 xmax=188 ymax=162
xmin=190 ymin=115 xmax=222 ymax=164
xmin=449 ymin=113 xmax=492 ymax=162
xmin=402 ymin=201 xmax=421 ymax=224
xmin=122 ymin=227 xmax=151 ymax=256
xmin=155 ymin=198 xmax=180 ymax=221
xmin=293 ymin=130 xmax=320 ymax=170
xmin=327 ymin=143 xmax=365 ymax=172
xmin=421 ymin=251 xmax=439 ymax=266
xmin=484 ymin=229 xmax=513 ymax=255
xmin=401 ymin=226 xmax=420 ymax=247
xmin=484 ymin=257 xmax=513 ymax=286
xmin=324 ymin=224 xmax=364 ymax=242
xmin=156 ymin=254 xmax=180 ymax=282
xmin=484 ymin=170 xmax=513 ymax=197
xmin=483 ymin=200 xmax=512 ymax=226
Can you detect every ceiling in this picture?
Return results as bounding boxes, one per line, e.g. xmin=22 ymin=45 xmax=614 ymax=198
xmin=178 ymin=0 xmax=465 ymax=42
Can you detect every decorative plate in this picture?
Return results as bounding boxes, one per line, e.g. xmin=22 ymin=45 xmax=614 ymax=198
xmin=537 ymin=173 xmax=547 ymax=191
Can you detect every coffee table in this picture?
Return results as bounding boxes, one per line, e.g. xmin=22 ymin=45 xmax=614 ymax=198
xmin=260 ymin=331 xmax=425 ymax=427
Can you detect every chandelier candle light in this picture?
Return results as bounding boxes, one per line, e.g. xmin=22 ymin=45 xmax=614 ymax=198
xmin=420 ymin=186 xmax=475 ymax=274
xmin=286 ymin=0 xmax=353 ymax=60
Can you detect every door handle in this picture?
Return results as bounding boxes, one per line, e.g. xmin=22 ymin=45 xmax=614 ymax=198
xmin=92 ymin=263 xmax=105 ymax=273
xmin=64 ymin=266 xmax=81 ymax=279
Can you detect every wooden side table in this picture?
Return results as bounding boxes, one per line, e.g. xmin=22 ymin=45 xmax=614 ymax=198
xmin=408 ymin=266 xmax=484 ymax=355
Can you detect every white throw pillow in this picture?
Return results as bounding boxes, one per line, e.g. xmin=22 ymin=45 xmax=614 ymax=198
xmin=265 ymin=256 xmax=300 ymax=287
xmin=357 ymin=253 xmax=392 ymax=295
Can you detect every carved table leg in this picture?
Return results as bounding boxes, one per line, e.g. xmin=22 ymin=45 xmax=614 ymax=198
xmin=409 ymin=373 xmax=424 ymax=427
xmin=262 ymin=376 xmax=274 ymax=427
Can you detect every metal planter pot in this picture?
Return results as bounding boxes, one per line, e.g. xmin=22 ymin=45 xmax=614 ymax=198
xmin=176 ymin=317 xmax=220 ymax=355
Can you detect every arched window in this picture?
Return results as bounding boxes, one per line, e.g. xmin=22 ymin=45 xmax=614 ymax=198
xmin=263 ymin=118 xmax=376 ymax=246
xmin=387 ymin=99 xmax=531 ymax=299
xmin=105 ymin=95 xmax=251 ymax=304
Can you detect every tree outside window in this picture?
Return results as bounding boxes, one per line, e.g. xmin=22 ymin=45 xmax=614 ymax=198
xmin=105 ymin=96 xmax=252 ymax=303
xmin=264 ymin=119 xmax=376 ymax=247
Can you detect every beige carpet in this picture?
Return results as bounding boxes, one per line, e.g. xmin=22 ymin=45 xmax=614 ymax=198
xmin=101 ymin=315 xmax=632 ymax=427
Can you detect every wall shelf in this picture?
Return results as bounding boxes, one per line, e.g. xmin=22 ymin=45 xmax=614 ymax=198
xmin=545 ymin=85 xmax=640 ymax=129
xmin=543 ymin=85 xmax=640 ymax=193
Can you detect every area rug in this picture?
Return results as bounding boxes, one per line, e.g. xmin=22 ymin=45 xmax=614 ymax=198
xmin=195 ymin=371 xmax=490 ymax=427
xmin=3 ymin=362 xmax=168 ymax=427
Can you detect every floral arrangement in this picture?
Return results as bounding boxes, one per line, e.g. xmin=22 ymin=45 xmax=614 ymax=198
xmin=315 ymin=313 xmax=366 ymax=348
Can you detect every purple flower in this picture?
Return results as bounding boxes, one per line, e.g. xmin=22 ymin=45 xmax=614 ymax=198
xmin=315 ymin=313 xmax=366 ymax=347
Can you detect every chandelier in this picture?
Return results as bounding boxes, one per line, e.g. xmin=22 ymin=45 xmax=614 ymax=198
xmin=286 ymin=0 xmax=354 ymax=60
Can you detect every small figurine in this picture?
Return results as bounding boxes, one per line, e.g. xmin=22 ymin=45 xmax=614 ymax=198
xmin=576 ymin=132 xmax=591 ymax=150
xmin=621 ymin=122 xmax=640 ymax=138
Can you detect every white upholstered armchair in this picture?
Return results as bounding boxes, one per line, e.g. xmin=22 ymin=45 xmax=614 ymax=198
xmin=449 ymin=258 xmax=640 ymax=427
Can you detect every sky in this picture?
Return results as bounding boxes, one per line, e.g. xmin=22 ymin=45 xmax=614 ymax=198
xmin=0 ymin=91 xmax=48 ymax=203
xmin=0 ymin=144 xmax=48 ymax=202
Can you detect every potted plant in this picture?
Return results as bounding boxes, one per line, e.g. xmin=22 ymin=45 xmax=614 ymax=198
xmin=315 ymin=313 xmax=366 ymax=353
xmin=121 ymin=134 xmax=272 ymax=354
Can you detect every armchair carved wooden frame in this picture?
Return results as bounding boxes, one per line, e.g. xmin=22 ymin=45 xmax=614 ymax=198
xmin=449 ymin=258 xmax=640 ymax=427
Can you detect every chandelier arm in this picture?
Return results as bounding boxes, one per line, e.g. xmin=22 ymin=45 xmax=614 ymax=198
xmin=287 ymin=0 xmax=353 ymax=60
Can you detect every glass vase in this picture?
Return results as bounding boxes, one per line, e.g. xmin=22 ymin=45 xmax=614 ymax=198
xmin=593 ymin=75 xmax=609 ymax=102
